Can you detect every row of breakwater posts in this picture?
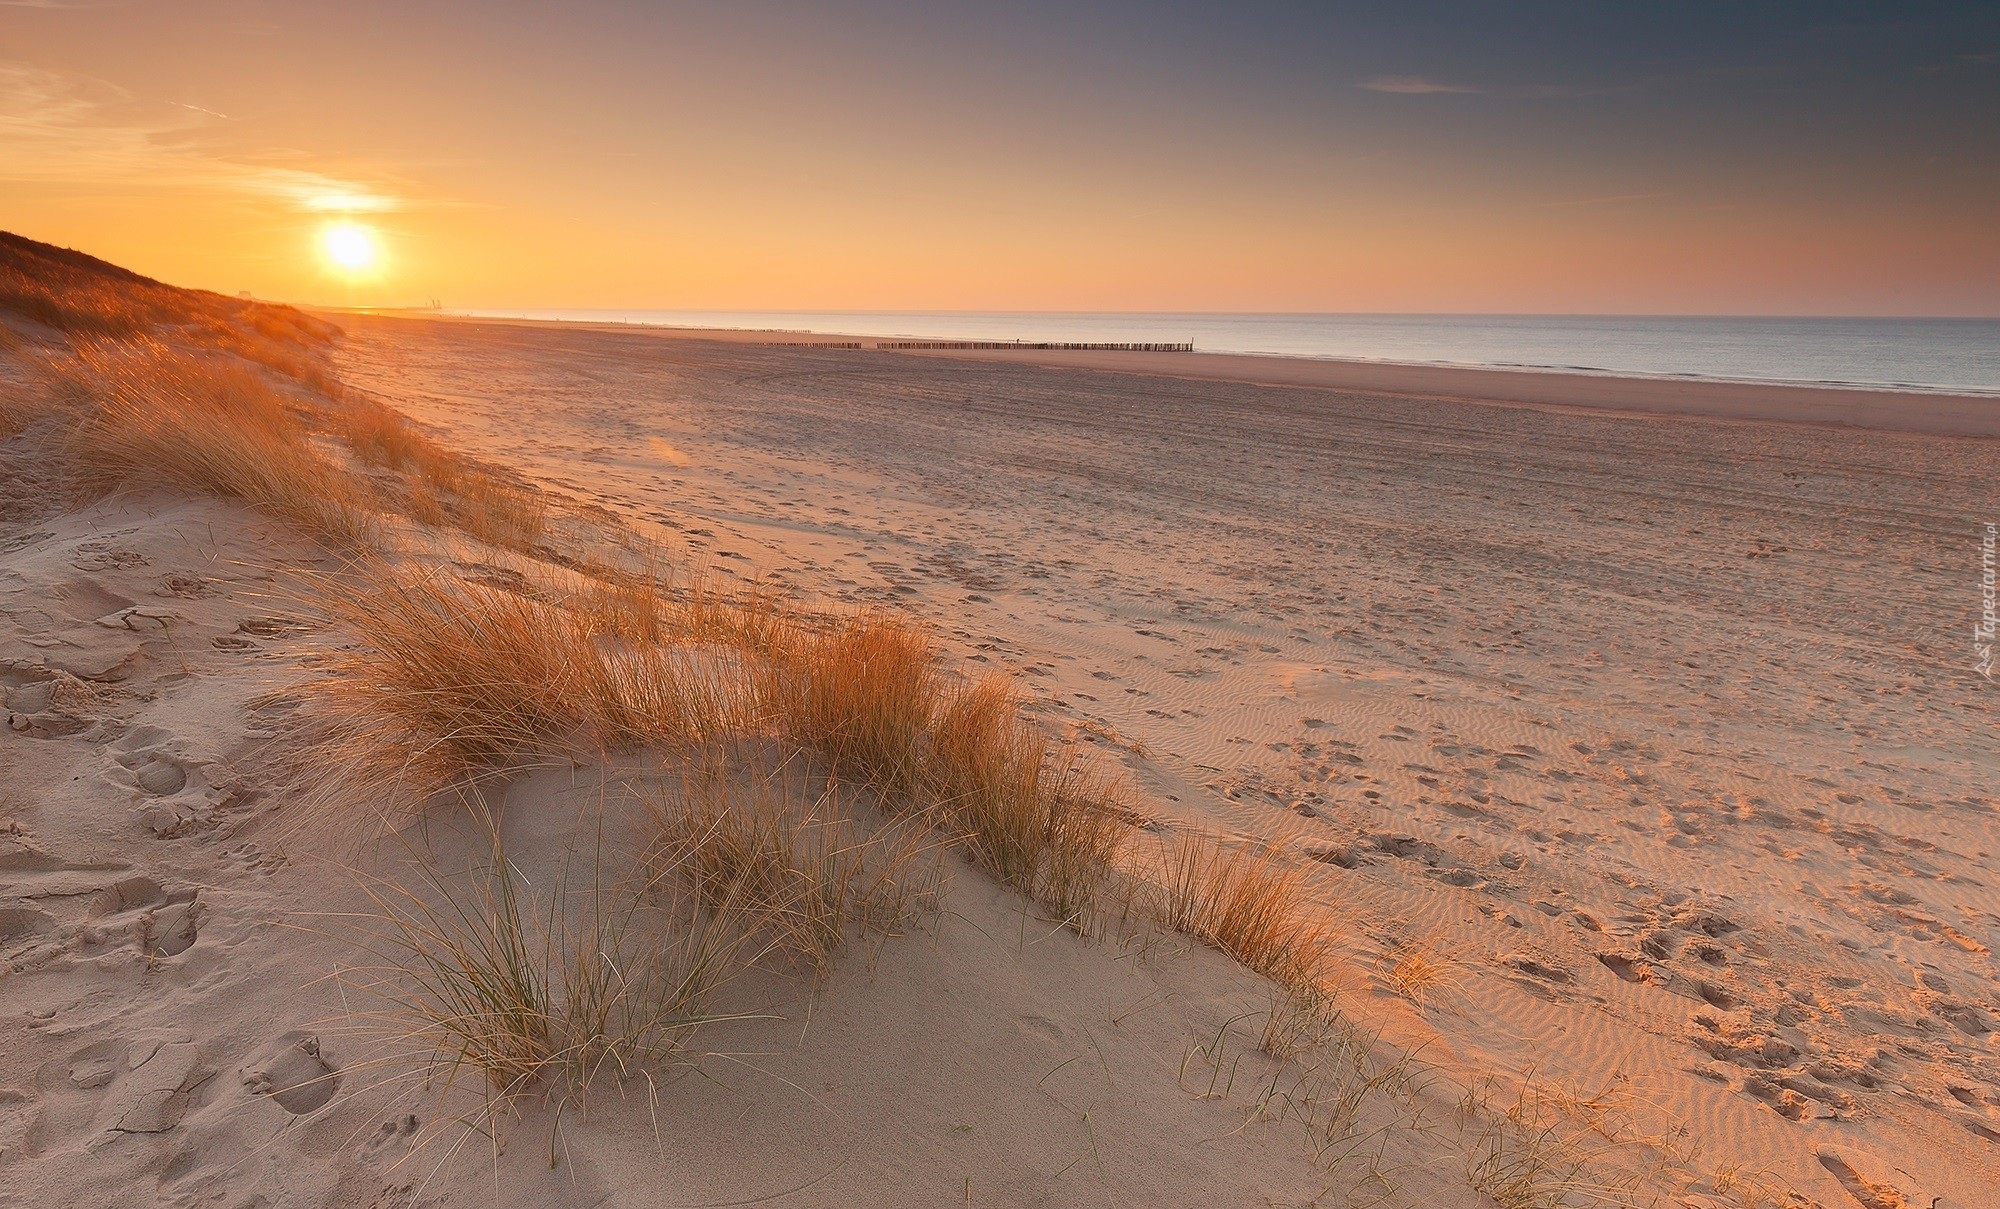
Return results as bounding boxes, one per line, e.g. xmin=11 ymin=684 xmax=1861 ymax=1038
xmin=750 ymin=339 xmax=1196 ymax=352
xmin=873 ymin=340 xmax=1195 ymax=352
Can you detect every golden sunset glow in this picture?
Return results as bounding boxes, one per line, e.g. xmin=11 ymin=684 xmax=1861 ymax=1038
xmin=1 ymin=5 xmax=1992 ymax=313
xmin=319 ymin=222 xmax=381 ymax=276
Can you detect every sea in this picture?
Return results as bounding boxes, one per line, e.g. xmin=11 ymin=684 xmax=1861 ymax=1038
xmin=447 ymin=310 xmax=2000 ymax=396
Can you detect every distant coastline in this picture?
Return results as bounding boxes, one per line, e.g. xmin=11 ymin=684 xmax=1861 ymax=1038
xmin=428 ymin=308 xmax=2000 ymax=398
xmin=340 ymin=309 xmax=2000 ymax=438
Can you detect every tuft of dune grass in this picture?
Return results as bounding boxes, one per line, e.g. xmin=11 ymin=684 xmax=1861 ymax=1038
xmin=1149 ymin=836 xmax=1333 ymax=992
xmin=333 ymin=395 xmax=443 ymax=474
xmin=309 ymin=575 xmax=1125 ymax=924
xmin=313 ymin=565 xmax=589 ymax=782
xmin=303 ymin=562 xmax=745 ymax=799
xmin=349 ymin=831 xmax=760 ymax=1099
xmin=447 ymin=470 xmax=550 ymax=553
xmin=57 ymin=340 xmax=377 ymax=547
xmin=926 ymin=675 xmax=1121 ymax=923
xmin=644 ymin=758 xmax=938 ymax=974
xmin=758 ymin=609 xmax=1123 ymax=922
xmin=326 ymin=393 xmax=552 ymax=553
xmin=760 ymin=609 xmax=940 ymax=799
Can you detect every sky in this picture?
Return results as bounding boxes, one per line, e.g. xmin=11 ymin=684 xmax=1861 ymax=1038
xmin=3 ymin=1 xmax=1997 ymax=314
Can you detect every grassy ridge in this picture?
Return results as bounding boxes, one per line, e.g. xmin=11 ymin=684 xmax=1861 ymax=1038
xmin=0 ymin=228 xmax=1337 ymax=1102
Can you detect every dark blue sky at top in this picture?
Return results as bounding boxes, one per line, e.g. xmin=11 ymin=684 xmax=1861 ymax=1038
xmin=896 ymin=1 xmax=2000 ymax=157
xmin=559 ymin=0 xmax=2000 ymax=199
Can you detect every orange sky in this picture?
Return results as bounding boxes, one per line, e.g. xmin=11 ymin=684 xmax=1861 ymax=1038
xmin=3 ymin=2 xmax=1996 ymax=314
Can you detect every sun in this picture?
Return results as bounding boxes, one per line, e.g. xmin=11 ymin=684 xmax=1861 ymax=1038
xmin=319 ymin=221 xmax=381 ymax=274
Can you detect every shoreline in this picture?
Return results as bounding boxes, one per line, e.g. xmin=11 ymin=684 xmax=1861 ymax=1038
xmin=338 ymin=309 xmax=2000 ymax=438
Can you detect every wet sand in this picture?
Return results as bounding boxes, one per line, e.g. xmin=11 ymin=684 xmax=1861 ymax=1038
xmin=359 ymin=310 xmax=2000 ymax=436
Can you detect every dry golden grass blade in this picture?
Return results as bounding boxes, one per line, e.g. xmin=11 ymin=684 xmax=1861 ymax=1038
xmin=296 ymin=561 xmax=750 ymax=802
xmin=56 ymin=339 xmax=378 ymax=547
xmin=1149 ymin=836 xmax=1334 ymax=992
xmin=925 ymin=675 xmax=1122 ymax=923
xmin=643 ymin=756 xmax=940 ymax=974
xmin=344 ymin=829 xmax=765 ymax=1103
xmin=581 ymin=642 xmax=747 ymax=752
xmin=759 ymin=608 xmax=940 ymax=799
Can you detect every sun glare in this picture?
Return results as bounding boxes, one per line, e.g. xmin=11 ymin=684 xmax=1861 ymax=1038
xmin=319 ymin=221 xmax=381 ymax=275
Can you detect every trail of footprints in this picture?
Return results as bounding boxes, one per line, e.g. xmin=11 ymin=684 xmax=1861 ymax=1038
xmin=0 ymin=516 xmax=424 ymax=1196
xmin=1193 ymin=709 xmax=2000 ymax=1147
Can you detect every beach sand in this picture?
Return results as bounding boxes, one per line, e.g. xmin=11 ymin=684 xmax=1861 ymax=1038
xmin=5 ymin=312 xmax=1995 ymax=1207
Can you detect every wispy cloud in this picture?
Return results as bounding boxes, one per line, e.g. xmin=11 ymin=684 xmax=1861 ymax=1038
xmin=1543 ymin=192 xmax=1664 ymax=208
xmin=1359 ymin=75 xmax=1635 ymax=101
xmin=1357 ymin=75 xmax=1479 ymax=95
xmin=0 ymin=61 xmax=407 ymax=212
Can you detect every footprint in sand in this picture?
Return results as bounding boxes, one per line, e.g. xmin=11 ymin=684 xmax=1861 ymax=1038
xmin=71 ymin=1032 xmax=212 ymax=1135
xmin=0 ymin=905 xmax=58 ymax=962
xmin=103 ymin=727 xmax=236 ymax=837
xmin=234 ymin=615 xmax=317 ymax=638
xmin=1815 ymin=1146 xmax=1935 ymax=1209
xmin=154 ymin=572 xmax=215 ymax=599
xmin=363 ymin=1113 xmax=422 ymax=1157
xmin=89 ymin=876 xmax=202 ymax=956
xmin=242 ymin=1032 xmax=340 ymax=1115
xmin=3 ymin=671 xmax=102 ymax=739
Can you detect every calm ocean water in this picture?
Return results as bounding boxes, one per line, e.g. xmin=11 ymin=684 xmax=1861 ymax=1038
xmin=451 ymin=310 xmax=2000 ymax=395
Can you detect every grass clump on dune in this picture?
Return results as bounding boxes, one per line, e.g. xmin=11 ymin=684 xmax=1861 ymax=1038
xmin=58 ymin=340 xmax=378 ymax=546
xmin=351 ymin=835 xmax=758 ymax=1100
xmin=759 ymin=609 xmax=1122 ymax=922
xmin=926 ymin=676 xmax=1122 ymax=923
xmin=1149 ymin=836 xmax=1333 ymax=993
xmin=311 ymin=566 xmax=590 ymax=784
xmin=305 ymin=563 xmax=743 ymax=796
xmin=645 ymin=759 xmax=938 ymax=974
xmin=328 ymin=393 xmax=552 ymax=552
xmin=311 ymin=578 xmax=1124 ymax=925
xmin=760 ymin=609 xmax=940 ymax=799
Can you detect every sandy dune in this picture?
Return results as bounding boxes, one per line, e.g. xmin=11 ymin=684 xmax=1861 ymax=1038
xmin=324 ymin=315 xmax=1998 ymax=1206
xmin=5 ymin=305 xmax=1996 ymax=1208
xmin=0 ymin=408 xmax=1396 ymax=1205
